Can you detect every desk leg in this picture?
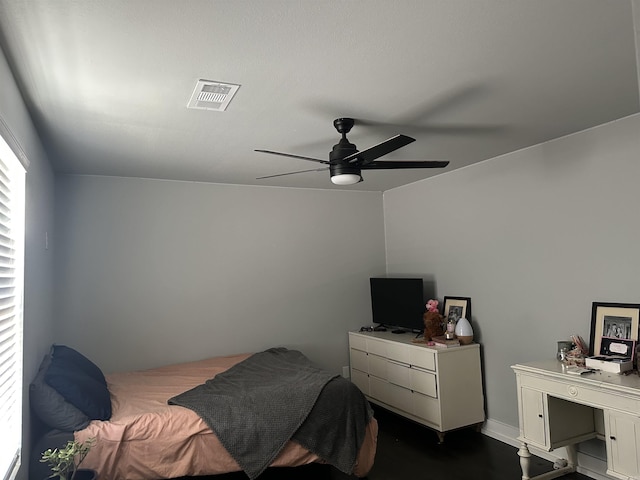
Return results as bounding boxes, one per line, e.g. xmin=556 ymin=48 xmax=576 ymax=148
xmin=517 ymin=442 xmax=577 ymax=480
xmin=565 ymin=443 xmax=577 ymax=469
xmin=518 ymin=443 xmax=532 ymax=480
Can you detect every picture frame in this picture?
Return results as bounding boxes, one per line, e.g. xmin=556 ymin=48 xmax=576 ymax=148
xmin=442 ymin=296 xmax=472 ymax=323
xmin=589 ymin=302 xmax=640 ymax=357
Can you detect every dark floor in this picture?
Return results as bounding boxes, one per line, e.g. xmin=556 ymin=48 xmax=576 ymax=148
xmin=179 ymin=406 xmax=592 ymax=480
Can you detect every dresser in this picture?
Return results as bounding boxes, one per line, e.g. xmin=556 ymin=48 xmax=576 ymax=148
xmin=512 ymin=360 xmax=640 ymax=480
xmin=348 ymin=330 xmax=485 ymax=442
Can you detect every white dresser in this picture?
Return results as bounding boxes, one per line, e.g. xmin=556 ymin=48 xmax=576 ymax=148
xmin=348 ymin=330 xmax=485 ymax=442
xmin=513 ymin=360 xmax=640 ymax=480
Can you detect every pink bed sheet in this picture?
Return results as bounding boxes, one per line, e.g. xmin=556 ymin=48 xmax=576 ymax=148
xmin=75 ymin=354 xmax=377 ymax=479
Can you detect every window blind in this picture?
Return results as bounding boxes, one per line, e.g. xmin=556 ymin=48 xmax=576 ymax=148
xmin=0 ymin=133 xmax=25 ymax=480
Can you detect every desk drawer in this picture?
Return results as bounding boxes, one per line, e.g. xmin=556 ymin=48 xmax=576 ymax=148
xmin=521 ymin=375 xmax=640 ymax=414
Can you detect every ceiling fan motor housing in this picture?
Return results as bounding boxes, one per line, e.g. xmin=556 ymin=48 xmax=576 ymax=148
xmin=329 ymin=138 xmax=361 ymax=179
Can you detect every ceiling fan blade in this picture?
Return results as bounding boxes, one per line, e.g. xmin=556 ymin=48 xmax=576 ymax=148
xmin=361 ymin=160 xmax=450 ymax=170
xmin=304 ymin=85 xmax=499 ymax=134
xmin=342 ymin=135 xmax=415 ymax=165
xmin=254 ymin=149 xmax=330 ymax=165
xmin=256 ymin=167 xmax=329 ymax=180
xmin=353 ymin=119 xmax=504 ymax=135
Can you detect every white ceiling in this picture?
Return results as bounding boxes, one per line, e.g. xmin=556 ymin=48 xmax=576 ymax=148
xmin=0 ymin=0 xmax=639 ymax=192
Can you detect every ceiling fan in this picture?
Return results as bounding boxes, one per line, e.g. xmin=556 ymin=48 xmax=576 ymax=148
xmin=255 ymin=118 xmax=449 ymax=185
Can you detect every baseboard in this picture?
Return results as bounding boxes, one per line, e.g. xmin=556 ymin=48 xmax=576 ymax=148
xmin=481 ymin=418 xmax=611 ymax=480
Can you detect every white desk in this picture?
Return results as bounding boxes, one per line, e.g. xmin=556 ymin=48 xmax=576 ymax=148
xmin=512 ymin=360 xmax=640 ymax=480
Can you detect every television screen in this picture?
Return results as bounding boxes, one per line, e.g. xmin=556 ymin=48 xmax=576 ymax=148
xmin=369 ymin=277 xmax=424 ymax=332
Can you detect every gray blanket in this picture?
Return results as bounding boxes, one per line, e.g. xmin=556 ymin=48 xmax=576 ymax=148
xmin=168 ymin=347 xmax=372 ymax=479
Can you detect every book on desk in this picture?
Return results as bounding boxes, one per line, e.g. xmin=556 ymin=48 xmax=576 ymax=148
xmin=431 ymin=335 xmax=461 ymax=348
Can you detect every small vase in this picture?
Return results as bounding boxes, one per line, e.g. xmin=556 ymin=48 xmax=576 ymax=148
xmin=445 ymin=320 xmax=457 ymax=339
xmin=556 ymin=341 xmax=573 ymax=362
xmin=455 ymin=317 xmax=474 ymax=345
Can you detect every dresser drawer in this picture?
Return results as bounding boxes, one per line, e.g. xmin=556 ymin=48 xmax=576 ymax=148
xmin=387 ymin=381 xmax=413 ymax=413
xmin=412 ymin=391 xmax=442 ymax=427
xmin=369 ymin=375 xmax=387 ymax=402
xmin=410 ymin=348 xmax=436 ymax=371
xmin=387 ymin=342 xmax=411 ymax=363
xmin=349 ymin=333 xmax=367 ymax=351
xmin=368 ymin=354 xmax=388 ymax=378
xmin=367 ymin=338 xmax=387 ymax=357
xmin=370 ymin=376 xmax=413 ymax=413
xmin=351 ymin=369 xmax=369 ymax=395
xmin=410 ymin=368 xmax=437 ymax=398
xmin=350 ymin=349 xmax=368 ymax=372
xmin=368 ymin=354 xmax=411 ymax=388
xmin=387 ymin=360 xmax=411 ymax=389
xmin=366 ymin=337 xmax=411 ymax=363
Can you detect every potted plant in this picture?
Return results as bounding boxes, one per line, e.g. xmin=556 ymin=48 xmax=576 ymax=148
xmin=40 ymin=437 xmax=97 ymax=480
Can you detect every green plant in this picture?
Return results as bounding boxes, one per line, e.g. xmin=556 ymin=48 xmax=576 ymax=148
xmin=40 ymin=438 xmax=95 ymax=480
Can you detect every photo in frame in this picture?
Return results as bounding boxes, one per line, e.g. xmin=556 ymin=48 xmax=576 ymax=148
xmin=442 ymin=296 xmax=472 ymax=323
xmin=589 ymin=302 xmax=640 ymax=357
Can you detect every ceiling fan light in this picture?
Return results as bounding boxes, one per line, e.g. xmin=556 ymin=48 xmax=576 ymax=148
xmin=331 ymin=173 xmax=361 ymax=185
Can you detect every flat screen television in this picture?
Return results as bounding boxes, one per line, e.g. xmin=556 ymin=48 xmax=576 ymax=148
xmin=369 ymin=277 xmax=424 ymax=333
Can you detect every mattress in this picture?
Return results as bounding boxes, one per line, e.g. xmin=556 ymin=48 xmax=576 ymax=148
xmin=73 ymin=353 xmax=377 ymax=479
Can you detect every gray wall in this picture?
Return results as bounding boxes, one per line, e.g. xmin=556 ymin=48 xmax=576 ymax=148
xmin=0 ymin=47 xmax=56 ymax=480
xmin=54 ymin=176 xmax=386 ymax=374
xmin=6 ymin=21 xmax=639 ymax=474
xmin=383 ymin=113 xmax=640 ymax=428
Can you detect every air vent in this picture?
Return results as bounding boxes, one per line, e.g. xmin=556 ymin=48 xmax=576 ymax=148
xmin=187 ymin=80 xmax=240 ymax=111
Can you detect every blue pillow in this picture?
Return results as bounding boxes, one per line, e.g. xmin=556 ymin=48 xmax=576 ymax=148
xmin=50 ymin=344 xmax=107 ymax=386
xmin=44 ymin=345 xmax=111 ymax=420
xmin=30 ymin=353 xmax=91 ymax=431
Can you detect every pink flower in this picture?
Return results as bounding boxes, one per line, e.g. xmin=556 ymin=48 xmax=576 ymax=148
xmin=426 ymin=299 xmax=439 ymax=313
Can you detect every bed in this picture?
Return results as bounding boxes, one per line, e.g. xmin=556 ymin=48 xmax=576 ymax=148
xmin=29 ymin=345 xmax=377 ymax=480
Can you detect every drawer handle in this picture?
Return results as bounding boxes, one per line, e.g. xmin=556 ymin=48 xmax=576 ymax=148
xmin=610 ymin=436 xmax=616 ymax=441
xmin=538 ymin=414 xmax=543 ymax=418
xmin=567 ymin=386 xmax=578 ymax=397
